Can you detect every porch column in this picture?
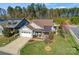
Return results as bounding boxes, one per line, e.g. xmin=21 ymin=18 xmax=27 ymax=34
xmin=41 ymin=32 xmax=44 ymax=39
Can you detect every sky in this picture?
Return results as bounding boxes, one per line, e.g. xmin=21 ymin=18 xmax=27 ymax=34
xmin=0 ymin=3 xmax=79 ymax=9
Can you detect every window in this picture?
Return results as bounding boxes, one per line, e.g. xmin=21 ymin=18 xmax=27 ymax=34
xmin=22 ymin=31 xmax=31 ymax=34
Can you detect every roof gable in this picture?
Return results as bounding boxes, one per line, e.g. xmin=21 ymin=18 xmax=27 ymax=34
xmin=30 ymin=22 xmax=43 ymax=29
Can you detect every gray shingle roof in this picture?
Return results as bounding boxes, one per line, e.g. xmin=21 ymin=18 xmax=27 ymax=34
xmin=2 ymin=18 xmax=29 ymax=29
xmin=0 ymin=18 xmax=5 ymax=24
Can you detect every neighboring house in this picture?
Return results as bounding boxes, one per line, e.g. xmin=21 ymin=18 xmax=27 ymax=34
xmin=4 ymin=18 xmax=29 ymax=29
xmin=0 ymin=18 xmax=5 ymax=35
xmin=1 ymin=18 xmax=29 ymax=36
xmin=0 ymin=25 xmax=3 ymax=35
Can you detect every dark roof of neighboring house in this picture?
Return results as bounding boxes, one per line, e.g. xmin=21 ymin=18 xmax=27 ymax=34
xmin=0 ymin=18 xmax=5 ymax=24
xmin=4 ymin=18 xmax=29 ymax=29
xmin=0 ymin=18 xmax=5 ymax=21
xmin=32 ymin=19 xmax=53 ymax=28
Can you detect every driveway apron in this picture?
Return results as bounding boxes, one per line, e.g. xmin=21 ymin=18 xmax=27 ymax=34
xmin=0 ymin=37 xmax=30 ymax=55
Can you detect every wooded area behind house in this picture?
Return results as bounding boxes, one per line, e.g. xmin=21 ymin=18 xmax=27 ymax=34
xmin=0 ymin=3 xmax=79 ymax=24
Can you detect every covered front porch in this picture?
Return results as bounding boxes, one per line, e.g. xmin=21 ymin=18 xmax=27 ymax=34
xmin=33 ymin=29 xmax=49 ymax=39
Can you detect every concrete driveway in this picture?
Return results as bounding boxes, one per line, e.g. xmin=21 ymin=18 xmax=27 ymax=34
xmin=0 ymin=37 xmax=30 ymax=55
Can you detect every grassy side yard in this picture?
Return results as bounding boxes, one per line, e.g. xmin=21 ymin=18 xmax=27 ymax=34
xmin=0 ymin=35 xmax=18 ymax=47
xmin=20 ymin=33 xmax=79 ymax=55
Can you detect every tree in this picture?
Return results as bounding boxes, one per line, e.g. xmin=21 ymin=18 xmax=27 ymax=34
xmin=55 ymin=18 xmax=66 ymax=24
xmin=70 ymin=16 xmax=79 ymax=25
xmin=2 ymin=28 xmax=14 ymax=37
xmin=59 ymin=20 xmax=70 ymax=41
xmin=15 ymin=6 xmax=22 ymax=18
xmin=27 ymin=3 xmax=36 ymax=19
xmin=40 ymin=4 xmax=48 ymax=18
xmin=1 ymin=3 xmax=79 ymax=20
xmin=44 ymin=31 xmax=55 ymax=44
xmin=22 ymin=7 xmax=27 ymax=18
xmin=2 ymin=27 xmax=19 ymax=37
xmin=27 ymin=3 xmax=48 ymax=19
xmin=48 ymin=31 xmax=55 ymax=43
xmin=7 ymin=6 xmax=15 ymax=18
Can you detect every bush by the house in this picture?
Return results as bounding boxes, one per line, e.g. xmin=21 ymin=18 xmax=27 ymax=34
xmin=2 ymin=28 xmax=19 ymax=37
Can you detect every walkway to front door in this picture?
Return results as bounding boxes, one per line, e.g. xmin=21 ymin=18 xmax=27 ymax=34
xmin=0 ymin=37 xmax=31 ymax=55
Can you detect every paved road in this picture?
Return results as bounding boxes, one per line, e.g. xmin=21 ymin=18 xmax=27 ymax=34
xmin=69 ymin=25 xmax=79 ymax=44
xmin=0 ymin=37 xmax=31 ymax=55
xmin=70 ymin=26 xmax=79 ymax=39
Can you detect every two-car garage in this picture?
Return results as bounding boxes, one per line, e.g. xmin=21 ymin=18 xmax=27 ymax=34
xmin=19 ymin=26 xmax=33 ymax=38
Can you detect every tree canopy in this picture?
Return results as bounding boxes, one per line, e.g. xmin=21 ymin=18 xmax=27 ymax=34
xmin=0 ymin=3 xmax=79 ymax=24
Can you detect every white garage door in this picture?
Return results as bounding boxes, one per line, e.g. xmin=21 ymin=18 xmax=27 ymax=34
xmin=20 ymin=31 xmax=32 ymax=38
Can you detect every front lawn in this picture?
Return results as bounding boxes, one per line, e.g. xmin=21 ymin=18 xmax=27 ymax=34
xmin=0 ymin=35 xmax=18 ymax=47
xmin=20 ymin=33 xmax=79 ymax=55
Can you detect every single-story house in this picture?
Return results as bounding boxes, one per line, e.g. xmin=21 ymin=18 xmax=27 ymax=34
xmin=19 ymin=19 xmax=55 ymax=38
xmin=0 ymin=18 xmax=55 ymax=39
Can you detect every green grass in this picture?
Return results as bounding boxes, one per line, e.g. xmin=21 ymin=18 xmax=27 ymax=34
xmin=20 ymin=33 xmax=79 ymax=55
xmin=0 ymin=35 xmax=18 ymax=47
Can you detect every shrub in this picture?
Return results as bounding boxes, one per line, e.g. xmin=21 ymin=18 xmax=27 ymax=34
xmin=2 ymin=28 xmax=19 ymax=37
